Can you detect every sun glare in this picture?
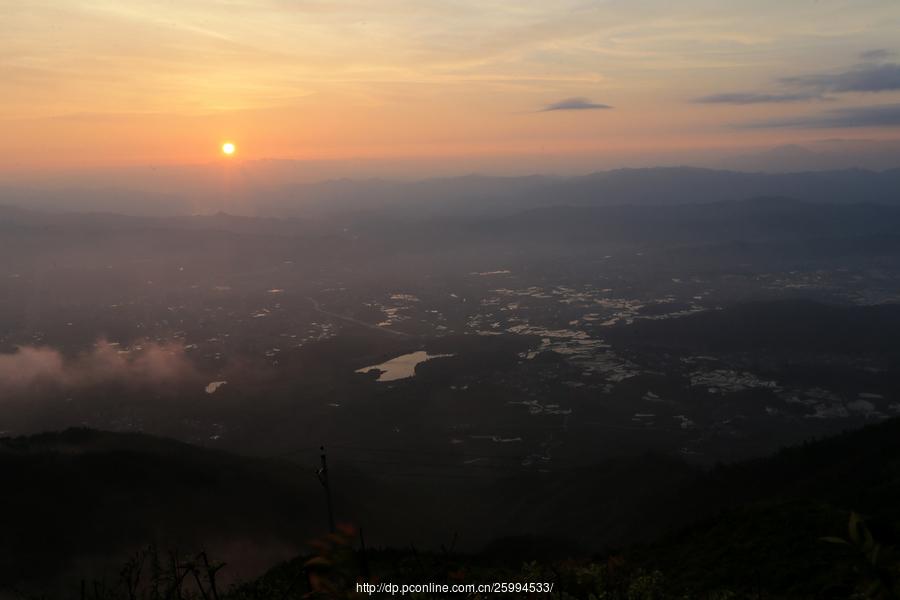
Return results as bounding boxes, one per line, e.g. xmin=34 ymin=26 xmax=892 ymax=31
xmin=222 ymin=142 xmax=235 ymax=155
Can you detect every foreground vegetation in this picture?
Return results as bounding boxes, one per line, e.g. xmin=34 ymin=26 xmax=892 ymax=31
xmin=7 ymin=416 xmax=900 ymax=599
xmin=8 ymin=511 xmax=900 ymax=600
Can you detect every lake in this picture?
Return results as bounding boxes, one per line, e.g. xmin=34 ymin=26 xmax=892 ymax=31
xmin=355 ymin=351 xmax=454 ymax=382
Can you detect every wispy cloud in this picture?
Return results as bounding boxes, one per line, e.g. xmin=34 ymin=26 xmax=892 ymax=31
xmin=859 ymin=48 xmax=895 ymax=62
xmin=780 ymin=63 xmax=900 ymax=93
xmin=694 ymin=92 xmax=823 ymax=104
xmin=742 ymin=103 xmax=900 ymax=129
xmin=696 ymin=55 xmax=900 ymax=106
xmin=539 ymin=97 xmax=612 ymax=112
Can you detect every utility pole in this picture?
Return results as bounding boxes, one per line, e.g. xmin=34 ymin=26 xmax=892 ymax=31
xmin=359 ymin=527 xmax=370 ymax=578
xmin=317 ymin=445 xmax=336 ymax=533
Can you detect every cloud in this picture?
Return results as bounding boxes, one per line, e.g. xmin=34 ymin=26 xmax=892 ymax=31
xmin=693 ymin=91 xmax=822 ymax=104
xmin=742 ymin=103 xmax=900 ymax=129
xmin=696 ymin=55 xmax=900 ymax=107
xmin=859 ymin=48 xmax=895 ymax=62
xmin=539 ymin=97 xmax=612 ymax=112
xmin=0 ymin=341 xmax=198 ymax=393
xmin=781 ymin=63 xmax=900 ymax=93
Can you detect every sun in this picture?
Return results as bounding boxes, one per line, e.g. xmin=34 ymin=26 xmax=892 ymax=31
xmin=221 ymin=142 xmax=236 ymax=156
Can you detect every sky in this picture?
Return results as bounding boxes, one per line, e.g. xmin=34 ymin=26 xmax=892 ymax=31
xmin=3 ymin=0 xmax=900 ymax=176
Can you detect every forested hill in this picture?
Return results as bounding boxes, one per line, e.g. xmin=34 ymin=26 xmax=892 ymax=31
xmin=237 ymin=417 xmax=900 ymax=599
xmin=5 ymin=418 xmax=900 ymax=598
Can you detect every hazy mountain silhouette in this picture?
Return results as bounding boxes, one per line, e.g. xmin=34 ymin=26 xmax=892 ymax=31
xmin=4 ymin=167 xmax=900 ymax=218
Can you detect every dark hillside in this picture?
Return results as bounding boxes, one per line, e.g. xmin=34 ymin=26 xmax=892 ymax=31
xmin=0 ymin=429 xmax=322 ymax=592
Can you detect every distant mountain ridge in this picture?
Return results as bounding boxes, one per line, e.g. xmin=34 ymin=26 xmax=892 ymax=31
xmin=6 ymin=193 xmax=900 ymax=250
xmin=3 ymin=166 xmax=900 ymax=218
xmin=260 ymin=167 xmax=900 ymax=218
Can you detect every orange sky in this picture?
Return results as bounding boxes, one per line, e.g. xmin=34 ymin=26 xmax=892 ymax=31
xmin=3 ymin=1 xmax=900 ymax=173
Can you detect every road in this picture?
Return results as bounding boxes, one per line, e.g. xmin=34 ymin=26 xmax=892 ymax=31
xmin=306 ymin=296 xmax=410 ymax=338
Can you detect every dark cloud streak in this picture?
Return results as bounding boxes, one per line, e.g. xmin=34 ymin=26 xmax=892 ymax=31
xmin=860 ymin=48 xmax=895 ymax=61
xmin=779 ymin=63 xmax=900 ymax=93
xmin=697 ymin=55 xmax=900 ymax=107
xmin=741 ymin=103 xmax=900 ymax=129
xmin=540 ymin=97 xmax=612 ymax=112
xmin=694 ymin=92 xmax=823 ymax=104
